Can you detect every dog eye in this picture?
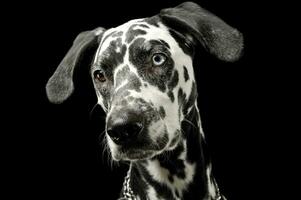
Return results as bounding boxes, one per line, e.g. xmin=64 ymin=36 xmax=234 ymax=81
xmin=93 ymin=70 xmax=106 ymax=82
xmin=152 ymin=53 xmax=166 ymax=66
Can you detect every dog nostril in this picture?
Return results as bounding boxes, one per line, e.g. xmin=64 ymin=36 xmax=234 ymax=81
xmin=106 ymin=128 xmax=120 ymax=143
xmin=107 ymin=122 xmax=143 ymax=145
xmin=127 ymin=122 xmax=143 ymax=135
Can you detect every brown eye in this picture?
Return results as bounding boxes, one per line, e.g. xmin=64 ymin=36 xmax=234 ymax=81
xmin=93 ymin=70 xmax=106 ymax=82
xmin=152 ymin=53 xmax=167 ymax=66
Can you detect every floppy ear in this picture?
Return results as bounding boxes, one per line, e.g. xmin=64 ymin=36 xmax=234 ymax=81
xmin=159 ymin=2 xmax=243 ymax=62
xmin=46 ymin=27 xmax=105 ymax=104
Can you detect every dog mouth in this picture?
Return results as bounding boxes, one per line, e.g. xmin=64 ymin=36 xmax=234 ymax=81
xmin=110 ymin=130 xmax=169 ymax=161
xmin=112 ymin=136 xmax=168 ymax=161
xmin=113 ymin=149 xmax=157 ymax=161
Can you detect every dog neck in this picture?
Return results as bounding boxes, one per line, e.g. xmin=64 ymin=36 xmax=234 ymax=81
xmin=126 ymin=103 xmax=222 ymax=200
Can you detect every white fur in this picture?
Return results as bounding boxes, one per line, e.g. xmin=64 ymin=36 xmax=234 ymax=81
xmin=147 ymin=184 xmax=160 ymax=200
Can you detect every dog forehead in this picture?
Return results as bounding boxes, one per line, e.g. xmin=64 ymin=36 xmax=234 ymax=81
xmin=94 ymin=18 xmax=176 ymax=64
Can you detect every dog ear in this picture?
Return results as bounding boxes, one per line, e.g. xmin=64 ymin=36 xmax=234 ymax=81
xmin=46 ymin=27 xmax=105 ymax=104
xmin=159 ymin=2 xmax=243 ymax=62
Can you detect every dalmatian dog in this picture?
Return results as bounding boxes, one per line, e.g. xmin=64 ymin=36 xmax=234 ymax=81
xmin=46 ymin=2 xmax=243 ymax=200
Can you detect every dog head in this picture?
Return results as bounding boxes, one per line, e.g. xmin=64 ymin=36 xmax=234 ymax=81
xmin=46 ymin=2 xmax=243 ymax=161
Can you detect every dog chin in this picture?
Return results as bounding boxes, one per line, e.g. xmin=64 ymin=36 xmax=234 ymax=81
xmin=112 ymin=149 xmax=158 ymax=161
xmin=108 ymin=129 xmax=170 ymax=161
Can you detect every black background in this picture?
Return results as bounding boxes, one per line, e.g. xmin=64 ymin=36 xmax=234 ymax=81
xmin=4 ymin=0 xmax=287 ymax=199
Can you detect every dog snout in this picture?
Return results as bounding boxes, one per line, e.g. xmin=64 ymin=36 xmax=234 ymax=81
xmin=107 ymin=111 xmax=144 ymax=145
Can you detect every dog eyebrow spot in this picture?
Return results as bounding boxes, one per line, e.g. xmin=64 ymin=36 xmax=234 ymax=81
xmin=138 ymin=24 xmax=150 ymax=29
xmin=159 ymin=39 xmax=170 ymax=49
xmin=126 ymin=24 xmax=147 ymax=43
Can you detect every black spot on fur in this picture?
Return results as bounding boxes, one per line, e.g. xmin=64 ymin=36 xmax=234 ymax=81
xmin=165 ymin=70 xmax=179 ymax=103
xmin=159 ymin=39 xmax=170 ymax=49
xmin=178 ymin=88 xmax=187 ymax=107
xmin=167 ymin=91 xmax=174 ymax=102
xmin=139 ymin=24 xmax=150 ymax=29
xmin=183 ymin=65 xmax=189 ymax=82
xmin=159 ymin=106 xmax=166 ymax=118
xmin=168 ymin=70 xmax=179 ymax=90
xmin=178 ymin=88 xmax=187 ymax=118
xmin=175 ymin=190 xmax=180 ymax=198
xmin=126 ymin=24 xmax=147 ymax=43
xmin=128 ymin=38 xmax=147 ymax=64
xmin=184 ymin=82 xmax=197 ymax=115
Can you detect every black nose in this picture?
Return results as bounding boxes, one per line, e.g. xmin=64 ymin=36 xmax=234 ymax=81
xmin=106 ymin=113 xmax=143 ymax=145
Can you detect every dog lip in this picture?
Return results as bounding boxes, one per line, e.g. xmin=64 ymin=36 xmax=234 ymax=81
xmin=118 ymin=149 xmax=156 ymax=161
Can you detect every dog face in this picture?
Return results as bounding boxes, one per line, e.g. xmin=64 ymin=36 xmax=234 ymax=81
xmin=46 ymin=2 xmax=243 ymax=161
xmin=91 ymin=18 xmax=197 ymax=160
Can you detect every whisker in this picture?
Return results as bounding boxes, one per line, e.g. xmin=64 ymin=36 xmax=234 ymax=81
xmin=89 ymin=103 xmax=99 ymax=119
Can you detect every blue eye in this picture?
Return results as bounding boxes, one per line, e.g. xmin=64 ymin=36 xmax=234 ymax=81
xmin=152 ymin=53 xmax=167 ymax=66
